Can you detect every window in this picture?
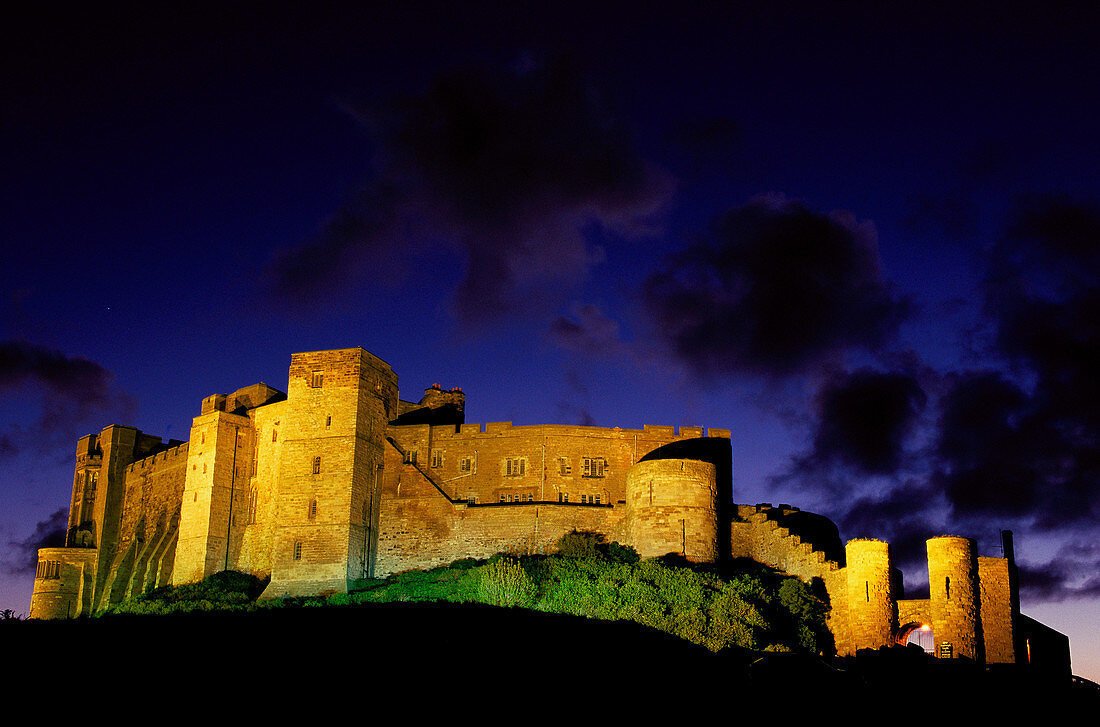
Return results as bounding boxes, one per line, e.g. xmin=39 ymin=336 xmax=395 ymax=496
xmin=431 ymin=449 xmax=443 ymax=468
xmin=464 ymin=493 xmax=478 ymax=504
xmin=594 ymin=494 xmax=601 ymax=504
xmin=460 ymin=456 xmax=473 ymax=472
xmin=500 ymin=493 xmax=507 ymax=502
xmin=310 ymin=371 xmax=324 ymax=388
xmin=326 ymin=415 xmax=331 ymax=427
xmin=312 ymin=456 xmax=321 ymax=475
xmin=308 ymin=499 xmax=317 ymax=519
xmin=272 ymin=429 xmax=278 ymax=442
xmin=505 ymin=457 xmax=526 ymax=477
xmin=582 ymin=458 xmax=605 ymax=478
xmin=248 ymin=488 xmax=258 ymax=524
xmin=403 ymin=450 xmax=417 ymax=465
xmin=559 ymin=457 xmax=572 ymax=476
xmin=293 ymin=542 xmax=303 ymax=560
xmin=559 ymin=493 xmax=569 ymax=503
xmin=36 ymin=560 xmax=61 ymax=579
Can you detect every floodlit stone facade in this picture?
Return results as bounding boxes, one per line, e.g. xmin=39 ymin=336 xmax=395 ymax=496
xmin=29 ymin=347 xmax=1053 ymax=667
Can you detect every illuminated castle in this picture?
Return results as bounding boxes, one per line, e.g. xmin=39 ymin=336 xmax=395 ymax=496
xmin=28 ymin=347 xmax=1069 ymax=670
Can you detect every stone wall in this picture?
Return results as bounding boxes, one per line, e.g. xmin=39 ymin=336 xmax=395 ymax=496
xmin=978 ymin=556 xmax=1015 ymax=664
xmin=101 ymin=443 xmax=189 ymax=604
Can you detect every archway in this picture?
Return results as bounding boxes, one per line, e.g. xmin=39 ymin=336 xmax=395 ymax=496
xmin=896 ymin=621 xmax=934 ymax=653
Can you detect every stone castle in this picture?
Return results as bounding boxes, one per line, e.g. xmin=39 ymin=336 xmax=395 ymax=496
xmin=29 ymin=347 xmax=1070 ymax=670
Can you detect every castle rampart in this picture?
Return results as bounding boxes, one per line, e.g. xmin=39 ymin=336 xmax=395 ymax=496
xmin=27 ymin=347 xmax=1055 ymax=673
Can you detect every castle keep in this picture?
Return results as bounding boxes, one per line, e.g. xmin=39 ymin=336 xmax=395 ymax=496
xmin=30 ymin=347 xmax=1066 ymax=668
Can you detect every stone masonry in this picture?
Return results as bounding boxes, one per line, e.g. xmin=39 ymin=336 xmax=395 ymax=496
xmin=29 ymin=346 xmax=1042 ymax=665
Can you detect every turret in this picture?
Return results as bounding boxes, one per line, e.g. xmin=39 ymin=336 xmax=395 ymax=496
xmin=844 ymin=538 xmax=896 ymax=651
xmin=624 ymin=458 xmax=718 ymax=562
xmin=927 ymin=536 xmax=982 ymax=661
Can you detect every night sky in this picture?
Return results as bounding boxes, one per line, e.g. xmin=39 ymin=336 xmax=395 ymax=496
xmin=2 ymin=3 xmax=1097 ymax=679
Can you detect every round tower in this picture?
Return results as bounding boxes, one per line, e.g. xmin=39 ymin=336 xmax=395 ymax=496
xmin=624 ymin=459 xmax=718 ymax=562
xmin=926 ymin=536 xmax=981 ymax=661
xmin=844 ymin=538 xmax=896 ymax=651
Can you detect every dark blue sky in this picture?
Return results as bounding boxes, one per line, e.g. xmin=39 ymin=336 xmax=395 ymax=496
xmin=2 ymin=3 xmax=1097 ymax=677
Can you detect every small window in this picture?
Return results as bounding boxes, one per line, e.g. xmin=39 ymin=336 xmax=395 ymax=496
xmin=308 ymin=499 xmax=317 ymax=519
xmin=559 ymin=493 xmax=569 ymax=503
xmin=465 ymin=493 xmax=478 ymax=504
xmin=272 ymin=429 xmax=278 ymax=442
xmin=594 ymin=494 xmax=601 ymax=504
xmin=326 ymin=415 xmax=331 ymax=427
xmin=403 ymin=450 xmax=417 ymax=465
xmin=248 ymin=488 xmax=258 ymax=524
xmin=460 ymin=457 xmax=473 ymax=472
xmin=499 ymin=493 xmax=507 ymax=502
xmin=559 ymin=457 xmax=572 ymax=476
xmin=311 ymin=371 xmax=324 ymax=388
xmin=293 ymin=542 xmax=303 ymax=560
xmin=431 ymin=449 xmax=443 ymax=468
xmin=505 ymin=457 xmax=526 ymax=477
xmin=312 ymin=456 xmax=321 ymax=475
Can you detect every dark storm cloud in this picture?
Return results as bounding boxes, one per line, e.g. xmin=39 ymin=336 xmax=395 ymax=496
xmin=266 ymin=60 xmax=671 ymax=323
xmin=1017 ymin=540 xmax=1100 ymax=603
xmin=931 ymin=371 xmax=1038 ymax=518
xmin=642 ymin=194 xmax=912 ymax=378
xmin=0 ymin=341 xmax=122 ymax=458
xmin=5 ymin=508 xmax=67 ymax=575
xmin=0 ymin=340 xmax=113 ymax=407
xmin=804 ymin=369 xmax=927 ymax=476
xmin=935 ymin=197 xmax=1100 ymax=530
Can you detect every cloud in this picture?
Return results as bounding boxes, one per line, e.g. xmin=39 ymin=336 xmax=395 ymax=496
xmin=804 ymin=369 xmax=927 ymax=476
xmin=0 ymin=340 xmax=124 ymax=458
xmin=0 ymin=340 xmax=113 ymax=407
xmin=641 ymin=194 xmax=911 ymax=379
xmin=5 ymin=508 xmax=67 ymax=575
xmin=0 ymin=340 xmax=127 ymax=459
xmin=548 ymin=303 xmax=625 ymax=357
xmin=265 ymin=59 xmax=672 ymax=324
xmin=1017 ymin=539 xmax=1100 ymax=603
xmin=933 ymin=196 xmax=1100 ymax=531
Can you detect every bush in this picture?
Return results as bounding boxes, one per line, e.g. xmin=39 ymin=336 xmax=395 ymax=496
xmin=477 ymin=557 xmax=536 ymax=607
xmin=555 ymin=530 xmax=640 ymax=563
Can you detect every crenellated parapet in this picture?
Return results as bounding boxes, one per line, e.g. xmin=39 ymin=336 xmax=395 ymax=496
xmin=25 ymin=346 xmax=1053 ymax=675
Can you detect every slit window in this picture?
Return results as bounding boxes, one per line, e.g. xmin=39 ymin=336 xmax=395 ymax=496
xmin=312 ymin=456 xmax=321 ymax=475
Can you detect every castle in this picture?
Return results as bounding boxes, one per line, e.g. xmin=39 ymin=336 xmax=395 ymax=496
xmin=29 ymin=347 xmax=1070 ymax=671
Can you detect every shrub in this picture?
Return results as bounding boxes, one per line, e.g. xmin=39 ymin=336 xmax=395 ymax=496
xmin=477 ymin=557 xmax=536 ymax=607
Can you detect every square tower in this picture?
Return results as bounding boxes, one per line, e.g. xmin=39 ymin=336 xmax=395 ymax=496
xmin=262 ymin=348 xmax=398 ymax=597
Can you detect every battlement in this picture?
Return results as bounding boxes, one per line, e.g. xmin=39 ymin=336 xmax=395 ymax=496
xmin=126 ymin=442 xmax=190 ymax=473
xmin=28 ymin=345 xmax=1063 ymax=676
xmin=422 ymin=421 xmax=730 ymax=440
